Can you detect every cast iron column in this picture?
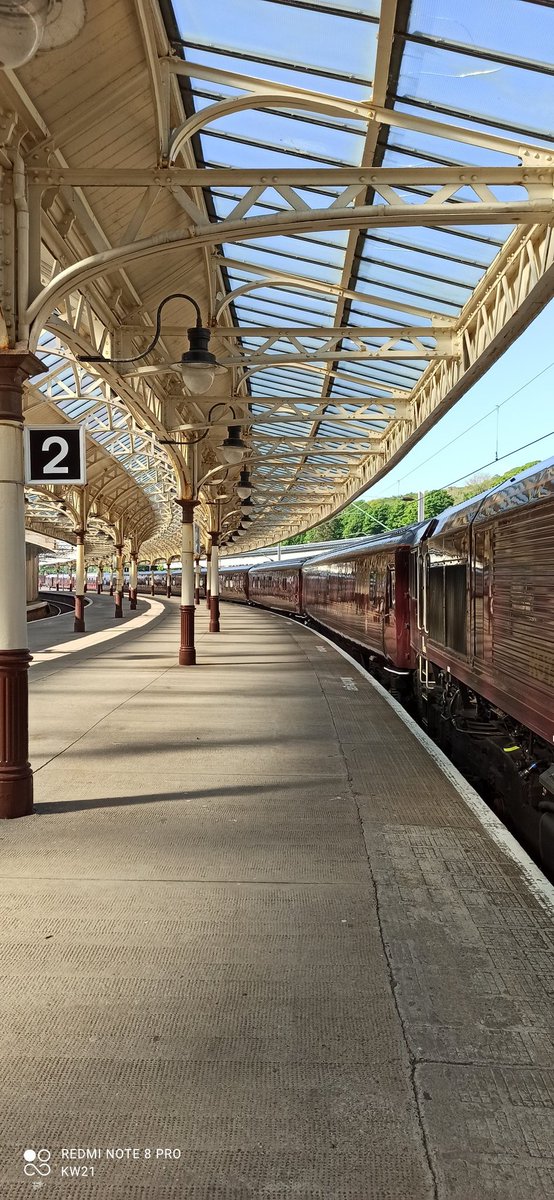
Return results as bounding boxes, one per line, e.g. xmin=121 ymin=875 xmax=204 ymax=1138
xmin=0 ymin=352 xmax=44 ymax=818
xmin=97 ymin=564 xmax=102 ymax=594
xmin=166 ymin=565 xmax=172 ymax=598
xmin=129 ymin=551 xmax=138 ymax=609
xmin=205 ymin=548 xmax=211 ymax=609
xmin=176 ymin=499 xmax=197 ymax=665
xmin=114 ymin=544 xmax=124 ymax=618
xmin=74 ymin=528 xmax=86 ymax=633
xmin=150 ymin=565 xmax=156 ymax=596
xmin=194 ymin=556 xmax=200 ymax=606
xmin=209 ymin=532 xmax=220 ymax=633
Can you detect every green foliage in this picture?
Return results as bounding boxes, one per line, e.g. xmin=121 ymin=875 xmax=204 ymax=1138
xmin=281 ymin=463 xmax=536 ymax=547
xmin=424 ymin=488 xmax=454 ymax=517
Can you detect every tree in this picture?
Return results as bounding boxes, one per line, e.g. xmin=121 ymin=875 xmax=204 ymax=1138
xmin=424 ymin=489 xmax=454 ymax=518
xmin=341 ymin=504 xmax=367 ymax=538
xmin=304 ymin=517 xmax=342 ymax=543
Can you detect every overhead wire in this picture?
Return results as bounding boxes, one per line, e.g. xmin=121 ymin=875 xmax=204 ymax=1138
xmin=391 ymin=359 xmax=554 ymax=488
xmin=434 ymin=430 xmax=554 ymax=493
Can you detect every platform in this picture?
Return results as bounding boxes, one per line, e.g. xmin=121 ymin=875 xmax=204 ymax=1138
xmin=1 ymin=598 xmax=553 ymax=1198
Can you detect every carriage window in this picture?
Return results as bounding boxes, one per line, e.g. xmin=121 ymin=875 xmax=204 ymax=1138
xmin=416 ymin=552 xmax=425 ymax=629
xmin=445 ymin=564 xmax=467 ymax=654
xmin=427 ymin=563 xmax=445 ymax=643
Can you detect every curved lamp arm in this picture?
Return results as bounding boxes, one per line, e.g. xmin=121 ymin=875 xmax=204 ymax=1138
xmin=77 ymin=293 xmax=203 ymax=365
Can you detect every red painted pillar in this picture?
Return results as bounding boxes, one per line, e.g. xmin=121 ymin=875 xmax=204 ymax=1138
xmin=209 ymin=531 xmax=220 ymax=633
xmin=114 ymin=544 xmax=124 ymax=618
xmin=194 ymin=556 xmax=200 ymax=606
xmin=129 ymin=551 xmax=138 ymax=610
xmin=205 ymin=550 xmax=211 ymax=610
xmin=176 ymin=496 xmax=197 ymax=667
xmin=0 ymin=351 xmax=45 ymax=818
xmin=176 ymin=499 xmax=198 ymax=665
xmin=74 ymin=528 xmax=86 ymax=633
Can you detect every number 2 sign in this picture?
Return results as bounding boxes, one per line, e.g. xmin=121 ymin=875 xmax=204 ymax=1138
xmin=24 ymin=425 xmax=86 ymax=485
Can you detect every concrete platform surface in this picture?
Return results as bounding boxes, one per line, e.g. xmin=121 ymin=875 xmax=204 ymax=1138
xmin=1 ymin=598 xmax=553 ymax=1198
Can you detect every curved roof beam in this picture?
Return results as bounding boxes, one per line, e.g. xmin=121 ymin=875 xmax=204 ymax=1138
xmin=168 ymin=92 xmax=366 ymax=165
xmin=214 ymin=275 xmax=435 ymax=323
xmin=27 ymin=175 xmax=554 ymax=341
xmin=164 ymin=58 xmax=553 ymax=163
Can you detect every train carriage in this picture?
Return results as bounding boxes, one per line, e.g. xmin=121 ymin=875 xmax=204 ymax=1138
xmin=302 ymin=527 xmax=421 ymax=674
xmin=412 ymin=459 xmax=554 ymax=747
xmin=247 ymin=559 xmax=306 ymax=614
xmin=219 ymin=566 xmax=250 ymax=603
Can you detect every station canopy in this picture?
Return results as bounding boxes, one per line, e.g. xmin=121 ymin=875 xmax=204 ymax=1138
xmin=4 ymin=0 xmax=554 ymax=560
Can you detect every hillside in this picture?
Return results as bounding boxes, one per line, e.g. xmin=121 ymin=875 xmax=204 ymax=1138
xmin=283 ymin=462 xmax=539 ymax=545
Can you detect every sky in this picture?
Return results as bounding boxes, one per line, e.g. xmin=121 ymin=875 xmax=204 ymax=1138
xmin=363 ymin=297 xmax=554 ymax=500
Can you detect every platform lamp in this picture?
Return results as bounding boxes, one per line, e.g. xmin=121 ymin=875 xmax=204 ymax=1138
xmin=0 ymin=0 xmax=87 ymax=70
xmin=76 ymin=293 xmax=226 ymax=396
xmin=236 ymin=468 xmax=252 ymax=500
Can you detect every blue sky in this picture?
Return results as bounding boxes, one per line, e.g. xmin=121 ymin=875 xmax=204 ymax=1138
xmin=363 ymin=297 xmax=554 ymax=499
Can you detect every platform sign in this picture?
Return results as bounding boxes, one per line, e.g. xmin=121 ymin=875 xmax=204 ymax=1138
xmin=24 ymin=425 xmax=86 ymax=485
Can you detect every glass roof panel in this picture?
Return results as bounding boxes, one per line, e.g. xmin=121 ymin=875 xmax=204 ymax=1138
xmin=409 ymin=0 xmax=554 ymax=66
xmin=397 ymin=40 xmax=554 ymax=137
xmin=174 ymin=0 xmax=378 ymax=82
xmin=168 ymin=0 xmax=554 ymax=545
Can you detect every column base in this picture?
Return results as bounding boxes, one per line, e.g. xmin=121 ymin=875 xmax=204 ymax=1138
xmin=114 ymin=592 xmax=123 ymax=618
xmin=0 ymin=649 xmax=33 ymax=818
xmin=130 ymin=588 xmax=137 ymax=610
xmin=96 ymin=583 xmax=102 ymax=594
xmin=206 ymin=589 xmax=211 ymax=610
xmin=74 ymin=594 xmax=85 ymax=633
xmin=109 ymin=584 xmax=114 ymax=596
xmin=179 ymin=605 xmax=196 ymax=665
xmin=209 ymin=595 xmax=220 ymax=633
xmin=194 ymin=587 xmax=200 ymax=606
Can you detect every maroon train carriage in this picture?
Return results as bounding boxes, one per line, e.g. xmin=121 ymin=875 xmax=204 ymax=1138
xmin=219 ymin=566 xmax=250 ymax=603
xmin=411 ymin=458 xmax=554 ymax=865
xmin=247 ymin=558 xmax=306 ymax=614
xmin=302 ymin=527 xmax=420 ymax=685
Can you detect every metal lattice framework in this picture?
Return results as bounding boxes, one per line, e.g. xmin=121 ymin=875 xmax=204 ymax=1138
xmin=1 ymin=0 xmax=554 ymax=555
